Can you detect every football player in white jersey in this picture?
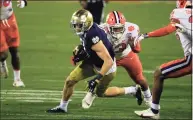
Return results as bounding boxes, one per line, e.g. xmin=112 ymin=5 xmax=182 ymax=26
xmin=99 ymin=11 xmax=152 ymax=106
xmin=132 ymin=0 xmax=192 ymax=119
xmin=0 ymin=0 xmax=27 ymax=87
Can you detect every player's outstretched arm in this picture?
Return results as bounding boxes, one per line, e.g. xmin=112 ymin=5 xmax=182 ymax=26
xmin=91 ymin=41 xmax=113 ymax=76
xmin=129 ymin=20 xmax=180 ymax=48
xmin=147 ymin=23 xmax=176 ymax=38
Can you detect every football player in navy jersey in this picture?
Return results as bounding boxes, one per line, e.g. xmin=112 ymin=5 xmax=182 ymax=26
xmin=46 ymin=9 xmax=116 ymax=113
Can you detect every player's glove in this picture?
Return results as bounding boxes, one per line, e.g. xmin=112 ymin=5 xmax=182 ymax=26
xmin=137 ymin=33 xmax=149 ymax=40
xmin=71 ymin=45 xmax=89 ymax=65
xmin=17 ymin=0 xmax=27 ymax=8
xmin=131 ymin=33 xmax=149 ymax=47
xmin=88 ymin=73 xmax=103 ymax=93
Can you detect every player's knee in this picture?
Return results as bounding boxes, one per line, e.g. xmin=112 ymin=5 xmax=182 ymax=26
xmin=154 ymin=68 xmax=164 ymax=81
xmin=65 ymin=77 xmax=78 ymax=87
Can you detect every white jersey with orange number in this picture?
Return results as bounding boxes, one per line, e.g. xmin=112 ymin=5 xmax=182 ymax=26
xmin=170 ymin=8 xmax=192 ymax=56
xmin=0 ymin=0 xmax=13 ymax=20
xmin=99 ymin=22 xmax=140 ymax=59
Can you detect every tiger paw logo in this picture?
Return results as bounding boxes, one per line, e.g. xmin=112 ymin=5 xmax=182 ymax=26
xmin=128 ymin=26 xmax=135 ymax=32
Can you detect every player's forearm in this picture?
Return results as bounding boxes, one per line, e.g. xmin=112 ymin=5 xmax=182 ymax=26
xmin=132 ymin=42 xmax=141 ymax=53
xmin=99 ymin=57 xmax=113 ymax=76
xmin=148 ymin=24 xmax=176 ymax=37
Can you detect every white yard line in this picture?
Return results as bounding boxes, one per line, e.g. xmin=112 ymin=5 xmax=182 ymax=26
xmin=0 ymin=89 xmax=86 ymax=93
xmin=7 ymin=65 xmax=155 ymax=74
xmin=0 ymin=113 xmax=122 ymax=119
xmin=0 ymin=90 xmax=190 ymax=103
xmin=13 ymin=65 xmax=192 ymax=75
xmin=1 ymin=97 xmax=61 ymax=100
xmin=1 ymin=113 xmax=189 ymax=120
xmin=0 ymin=92 xmax=84 ymax=96
xmin=19 ymin=100 xmax=45 ymax=103
xmin=1 ymin=96 xmax=190 ymax=102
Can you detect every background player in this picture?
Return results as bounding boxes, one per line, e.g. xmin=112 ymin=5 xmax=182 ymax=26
xmin=100 ymin=11 xmax=152 ymax=106
xmin=0 ymin=0 xmax=27 ymax=87
xmin=0 ymin=29 xmax=9 ymax=78
xmin=46 ymin=9 xmax=116 ymax=113
xmin=132 ymin=0 xmax=192 ymax=119
xmin=79 ymin=0 xmax=108 ymax=24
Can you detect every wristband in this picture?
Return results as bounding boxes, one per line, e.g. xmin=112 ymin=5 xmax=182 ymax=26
xmin=144 ymin=33 xmax=149 ymax=38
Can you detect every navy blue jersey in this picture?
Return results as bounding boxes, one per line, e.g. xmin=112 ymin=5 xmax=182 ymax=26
xmin=80 ymin=23 xmax=114 ymax=68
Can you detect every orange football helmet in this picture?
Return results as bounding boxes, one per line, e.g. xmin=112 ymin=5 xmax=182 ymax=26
xmin=106 ymin=11 xmax=126 ymax=39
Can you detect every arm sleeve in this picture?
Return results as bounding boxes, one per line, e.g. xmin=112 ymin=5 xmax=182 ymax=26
xmin=147 ymin=9 xmax=179 ymax=37
xmin=147 ymin=23 xmax=176 ymax=37
xmin=87 ymin=31 xmax=101 ymax=47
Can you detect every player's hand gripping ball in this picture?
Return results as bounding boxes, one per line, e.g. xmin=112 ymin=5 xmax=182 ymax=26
xmin=71 ymin=45 xmax=89 ymax=65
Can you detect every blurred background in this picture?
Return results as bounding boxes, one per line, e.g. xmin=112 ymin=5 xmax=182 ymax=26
xmin=0 ymin=1 xmax=191 ymax=119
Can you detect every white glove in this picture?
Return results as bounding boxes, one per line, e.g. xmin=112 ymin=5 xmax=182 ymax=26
xmin=17 ymin=0 xmax=25 ymax=8
xmin=133 ymin=34 xmax=146 ymax=46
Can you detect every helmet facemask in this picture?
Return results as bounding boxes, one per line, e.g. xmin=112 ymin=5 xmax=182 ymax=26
xmin=109 ymin=24 xmax=125 ymax=40
xmin=71 ymin=20 xmax=86 ymax=36
xmin=105 ymin=11 xmax=126 ymax=41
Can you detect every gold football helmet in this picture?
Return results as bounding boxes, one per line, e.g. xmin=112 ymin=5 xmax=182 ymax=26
xmin=71 ymin=9 xmax=93 ymax=35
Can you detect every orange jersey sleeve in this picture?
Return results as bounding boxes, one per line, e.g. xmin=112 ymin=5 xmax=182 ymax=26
xmin=147 ymin=23 xmax=177 ymax=37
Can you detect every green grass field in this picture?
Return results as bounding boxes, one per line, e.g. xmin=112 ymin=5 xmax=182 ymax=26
xmin=0 ymin=1 xmax=192 ymax=119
